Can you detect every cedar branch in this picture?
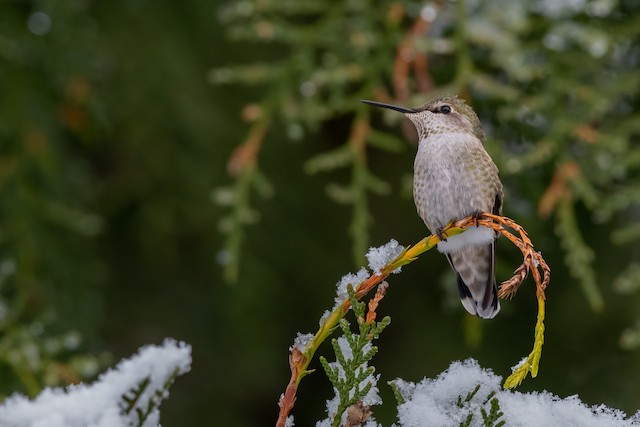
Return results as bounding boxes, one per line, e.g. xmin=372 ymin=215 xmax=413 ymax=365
xmin=275 ymin=213 xmax=550 ymax=426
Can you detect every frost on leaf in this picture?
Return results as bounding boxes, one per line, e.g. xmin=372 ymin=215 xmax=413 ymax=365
xmin=319 ymin=310 xmax=332 ymax=327
xmin=510 ymin=356 xmax=530 ymax=373
xmin=366 ymin=239 xmax=405 ymax=275
xmin=316 ymin=337 xmax=382 ymax=427
xmin=290 ymin=332 xmax=315 ymax=352
xmin=334 ymin=268 xmax=370 ymax=308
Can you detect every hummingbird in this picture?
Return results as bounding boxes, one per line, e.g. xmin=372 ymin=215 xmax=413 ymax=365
xmin=362 ymin=95 xmax=503 ymax=319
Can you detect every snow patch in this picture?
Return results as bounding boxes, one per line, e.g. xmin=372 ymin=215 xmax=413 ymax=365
xmin=394 ymin=359 xmax=639 ymax=427
xmin=0 ymin=339 xmax=191 ymax=427
xmin=334 ymin=268 xmax=370 ymax=308
xmin=366 ymin=240 xmax=405 ymax=275
xmin=290 ymin=332 xmax=314 ymax=352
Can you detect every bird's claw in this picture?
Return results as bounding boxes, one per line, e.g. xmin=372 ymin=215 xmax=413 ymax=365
xmin=435 ymin=228 xmax=447 ymax=242
xmin=471 ymin=211 xmax=483 ymax=227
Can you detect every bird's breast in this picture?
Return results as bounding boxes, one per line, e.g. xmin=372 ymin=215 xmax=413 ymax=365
xmin=412 ymin=133 xmax=498 ymax=232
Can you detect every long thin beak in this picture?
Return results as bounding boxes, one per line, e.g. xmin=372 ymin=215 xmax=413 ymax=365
xmin=360 ymin=100 xmax=415 ymax=114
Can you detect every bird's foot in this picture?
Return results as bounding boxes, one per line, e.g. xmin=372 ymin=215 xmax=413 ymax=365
xmin=435 ymin=228 xmax=448 ymax=242
xmin=471 ymin=211 xmax=483 ymax=227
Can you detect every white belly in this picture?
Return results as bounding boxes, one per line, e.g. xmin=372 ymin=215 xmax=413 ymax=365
xmin=436 ymin=226 xmax=495 ymax=254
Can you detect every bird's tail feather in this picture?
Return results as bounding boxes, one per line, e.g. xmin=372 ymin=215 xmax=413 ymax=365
xmin=447 ymin=243 xmax=500 ymax=319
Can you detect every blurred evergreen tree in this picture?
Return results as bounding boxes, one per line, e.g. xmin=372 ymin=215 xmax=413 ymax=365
xmin=213 ymin=0 xmax=640 ymax=315
xmin=1 ymin=0 xmax=640 ymax=425
xmin=212 ymin=0 xmax=640 ymax=423
xmin=0 ymin=0 xmax=113 ymax=397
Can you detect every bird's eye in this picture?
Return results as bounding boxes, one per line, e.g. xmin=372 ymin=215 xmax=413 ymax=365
xmin=440 ymin=105 xmax=451 ymax=114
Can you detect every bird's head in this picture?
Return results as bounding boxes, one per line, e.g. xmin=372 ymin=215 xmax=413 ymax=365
xmin=361 ymin=95 xmax=484 ymax=141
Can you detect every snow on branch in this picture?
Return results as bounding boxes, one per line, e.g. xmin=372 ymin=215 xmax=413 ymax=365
xmin=0 ymin=338 xmax=191 ymax=427
xmin=393 ymin=359 xmax=640 ymax=427
xmin=276 ymin=212 xmax=551 ymax=426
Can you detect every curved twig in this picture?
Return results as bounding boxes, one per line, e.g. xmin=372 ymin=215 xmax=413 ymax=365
xmin=275 ymin=213 xmax=550 ymax=425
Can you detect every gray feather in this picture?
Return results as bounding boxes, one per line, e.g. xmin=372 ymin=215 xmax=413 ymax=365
xmin=446 ymin=243 xmax=500 ymax=319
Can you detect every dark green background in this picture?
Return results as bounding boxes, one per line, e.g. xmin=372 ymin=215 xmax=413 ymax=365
xmin=1 ymin=1 xmax=639 ymax=425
